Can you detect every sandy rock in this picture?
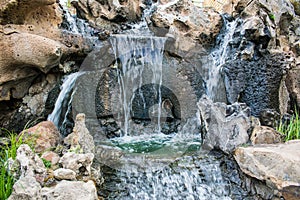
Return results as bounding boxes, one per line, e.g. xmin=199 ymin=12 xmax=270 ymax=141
xmin=198 ymin=96 xmax=251 ymax=153
xmin=16 ymin=144 xmax=46 ymax=177
xmin=75 ymin=0 xmax=142 ymax=30
xmin=150 ymin=0 xmax=222 ymax=51
xmin=250 ymin=126 xmax=283 ymax=144
xmin=41 ymin=180 xmax=97 ymax=200
xmin=8 ymin=174 xmax=42 ymax=200
xmin=286 ymin=65 xmax=300 ymax=109
xmin=234 ymin=140 xmax=300 ymax=199
xmin=53 ymin=168 xmax=76 ymax=180
xmin=64 ymin=113 xmax=95 ymax=154
xmin=59 ymin=152 xmax=94 ymax=179
xmin=0 ymin=0 xmax=59 ymax=25
xmin=0 ymin=32 xmax=62 ymax=101
xmin=21 ymin=121 xmax=60 ymax=154
xmin=41 ymin=151 xmax=60 ymax=166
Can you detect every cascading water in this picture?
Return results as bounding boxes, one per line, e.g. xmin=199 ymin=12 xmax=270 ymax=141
xmin=206 ymin=16 xmax=239 ymax=101
xmin=48 ymin=1 xmax=251 ymax=199
xmin=110 ymin=35 xmax=166 ymax=135
xmin=48 ymin=72 xmax=82 ymax=135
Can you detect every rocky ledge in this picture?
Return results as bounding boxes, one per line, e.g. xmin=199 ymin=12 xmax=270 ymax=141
xmin=234 ymin=140 xmax=300 ymax=199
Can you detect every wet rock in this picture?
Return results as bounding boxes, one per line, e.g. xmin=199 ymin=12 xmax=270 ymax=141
xmin=198 ymin=96 xmax=251 ymax=153
xmin=150 ymin=0 xmax=222 ymax=51
xmin=41 ymin=151 xmax=60 ymax=166
xmin=21 ymin=121 xmax=60 ymax=154
xmin=250 ymin=126 xmax=283 ymax=145
xmin=41 ymin=180 xmax=98 ymax=200
xmin=94 ymin=145 xmax=123 ymax=168
xmin=59 ymin=152 xmax=94 ymax=180
xmin=0 ymin=0 xmax=99 ymax=133
xmin=74 ymin=40 xmax=205 ymax=138
xmin=64 ymin=113 xmax=95 ymax=154
xmin=234 ymin=140 xmax=300 ymax=199
xmin=53 ymin=168 xmax=76 ymax=180
xmin=223 ymin=52 xmax=293 ymax=116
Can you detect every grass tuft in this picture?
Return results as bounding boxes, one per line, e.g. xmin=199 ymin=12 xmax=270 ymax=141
xmin=276 ymin=110 xmax=300 ymax=142
xmin=0 ymin=129 xmax=23 ymax=199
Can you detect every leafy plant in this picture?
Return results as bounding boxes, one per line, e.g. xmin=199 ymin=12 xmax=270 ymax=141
xmin=66 ymin=0 xmax=72 ymax=8
xmin=0 ymin=130 xmax=23 ymax=200
xmin=42 ymin=158 xmax=52 ymax=169
xmin=276 ymin=110 xmax=300 ymax=141
xmin=269 ymin=13 xmax=275 ymax=21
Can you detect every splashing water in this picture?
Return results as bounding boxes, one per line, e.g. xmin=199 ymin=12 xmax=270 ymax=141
xmin=48 ymin=72 xmax=82 ymax=132
xmin=110 ymin=35 xmax=166 ymax=135
xmin=48 ymin=2 xmax=251 ymax=199
xmin=206 ymin=17 xmax=239 ymax=101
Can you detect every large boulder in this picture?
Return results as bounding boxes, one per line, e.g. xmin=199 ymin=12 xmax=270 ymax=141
xmin=21 ymin=121 xmax=60 ymax=154
xmin=0 ymin=33 xmax=62 ymax=101
xmin=197 ymin=96 xmax=251 ymax=153
xmin=74 ymin=0 xmax=142 ymax=31
xmin=150 ymin=0 xmax=222 ymax=52
xmin=234 ymin=140 xmax=300 ymax=199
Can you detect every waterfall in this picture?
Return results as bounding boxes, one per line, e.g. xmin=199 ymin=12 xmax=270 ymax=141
xmin=48 ymin=72 xmax=82 ymax=132
xmin=100 ymin=153 xmax=232 ymax=200
xmin=46 ymin=1 xmax=250 ymax=199
xmin=110 ymin=35 xmax=166 ymax=135
xmin=206 ymin=17 xmax=238 ymax=101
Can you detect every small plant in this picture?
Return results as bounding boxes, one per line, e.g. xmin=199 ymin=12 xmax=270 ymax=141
xmin=66 ymin=0 xmax=72 ymax=8
xmin=68 ymin=145 xmax=83 ymax=154
xmin=276 ymin=110 xmax=300 ymax=141
xmin=42 ymin=158 xmax=52 ymax=169
xmin=0 ymin=130 xmax=23 ymax=200
xmin=269 ymin=13 xmax=275 ymax=21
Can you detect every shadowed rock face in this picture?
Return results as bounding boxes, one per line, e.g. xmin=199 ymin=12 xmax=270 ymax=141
xmin=72 ymin=39 xmax=207 ymax=138
xmin=223 ymin=52 xmax=293 ymax=116
xmin=218 ymin=0 xmax=299 ymax=116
